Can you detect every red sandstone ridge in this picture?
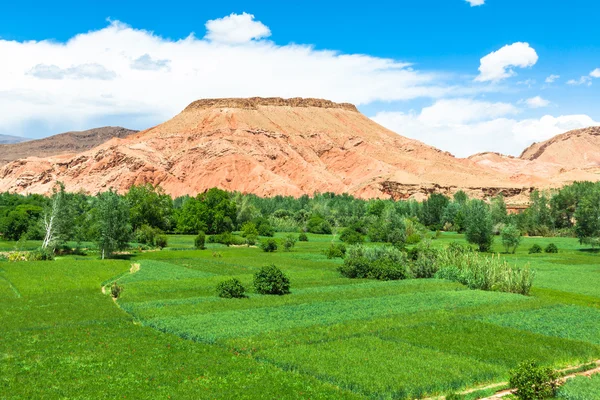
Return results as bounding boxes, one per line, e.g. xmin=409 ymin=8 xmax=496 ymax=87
xmin=469 ymin=126 xmax=600 ymax=186
xmin=0 ymin=97 xmax=530 ymax=200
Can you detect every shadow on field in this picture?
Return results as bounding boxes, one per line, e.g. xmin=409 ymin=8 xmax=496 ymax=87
xmin=578 ymin=248 xmax=600 ymax=254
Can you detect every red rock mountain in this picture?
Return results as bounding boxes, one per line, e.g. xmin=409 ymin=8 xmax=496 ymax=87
xmin=0 ymin=97 xmax=534 ymax=200
xmin=469 ymin=126 xmax=600 ymax=185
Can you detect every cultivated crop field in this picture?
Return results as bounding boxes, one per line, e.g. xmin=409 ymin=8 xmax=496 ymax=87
xmin=1 ymin=233 xmax=599 ymax=399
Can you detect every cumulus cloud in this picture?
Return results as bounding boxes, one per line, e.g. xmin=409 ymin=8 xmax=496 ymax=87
xmin=28 ymin=63 xmax=116 ymax=80
xmin=204 ymin=12 xmax=271 ymax=44
xmin=0 ymin=17 xmax=455 ymax=138
xmin=524 ymin=96 xmax=550 ymax=108
xmin=567 ymin=76 xmax=592 ymax=86
xmin=372 ymin=99 xmax=598 ymax=157
xmin=418 ymin=98 xmax=518 ymax=125
xmin=130 ymin=54 xmax=170 ymax=71
xmin=466 ymin=0 xmax=485 ymax=6
xmin=545 ymin=74 xmax=560 ymax=83
xmin=475 ymin=42 xmax=538 ymax=82
xmin=590 ymin=68 xmax=600 ymax=78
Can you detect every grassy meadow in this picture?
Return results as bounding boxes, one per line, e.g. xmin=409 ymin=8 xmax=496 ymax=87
xmin=1 ymin=232 xmax=599 ymax=399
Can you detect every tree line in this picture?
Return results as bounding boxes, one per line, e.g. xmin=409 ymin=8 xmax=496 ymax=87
xmin=0 ymin=181 xmax=598 ymax=257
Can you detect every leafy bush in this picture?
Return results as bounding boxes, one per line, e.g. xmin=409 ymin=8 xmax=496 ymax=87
xmin=339 ymin=227 xmax=364 ymax=245
xmin=7 ymin=248 xmax=54 ymax=262
xmin=465 ymin=199 xmax=494 ymax=252
xmin=209 ymin=232 xmax=245 ymax=246
xmin=134 ymin=224 xmax=160 ymax=246
xmin=281 ymin=234 xmax=297 ymax=252
xmin=410 ymin=243 xmax=440 ymax=279
xmin=240 ymin=222 xmax=259 ymax=237
xmin=501 ymin=224 xmax=522 ymax=254
xmin=194 ymin=231 xmax=206 ymax=249
xmin=216 ymin=278 xmax=247 ymax=298
xmin=110 ymin=282 xmax=123 ymax=299
xmin=324 ymin=243 xmax=346 ymax=259
xmin=545 ymin=243 xmax=558 ymax=253
xmin=155 ymin=234 xmax=168 ymax=249
xmin=255 ymin=219 xmax=275 ymax=237
xmin=509 ymin=360 xmax=557 ymax=400
xmin=253 ymin=265 xmax=290 ymax=295
xmin=306 ymin=215 xmax=332 ymax=234
xmin=298 ymin=232 xmax=308 ymax=242
xmin=245 ymin=233 xmax=258 ymax=246
xmin=528 ymin=244 xmax=543 ymax=254
xmin=406 ymin=233 xmax=422 ymax=245
xmin=259 ymin=238 xmax=278 ymax=252
xmin=339 ymin=245 xmax=409 ymax=281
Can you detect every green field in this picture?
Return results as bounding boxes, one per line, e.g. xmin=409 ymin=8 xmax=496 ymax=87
xmin=1 ymin=233 xmax=599 ymax=399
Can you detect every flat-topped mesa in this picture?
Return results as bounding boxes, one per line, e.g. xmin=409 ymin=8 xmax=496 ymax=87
xmin=183 ymin=97 xmax=359 ymax=112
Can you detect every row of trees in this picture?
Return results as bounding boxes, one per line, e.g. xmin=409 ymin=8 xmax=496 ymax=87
xmin=0 ymin=181 xmax=599 ymax=257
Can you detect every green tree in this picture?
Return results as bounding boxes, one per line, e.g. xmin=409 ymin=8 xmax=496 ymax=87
xmin=94 ymin=190 xmax=132 ymax=259
xmin=125 ymin=184 xmax=173 ymax=231
xmin=574 ymin=188 xmax=600 ymax=246
xmin=41 ymin=182 xmax=72 ymax=250
xmin=465 ymin=200 xmax=494 ymax=252
xmin=422 ymin=194 xmax=449 ymax=229
xmin=490 ymin=194 xmax=508 ymax=225
xmin=501 ymin=224 xmax=522 ymax=254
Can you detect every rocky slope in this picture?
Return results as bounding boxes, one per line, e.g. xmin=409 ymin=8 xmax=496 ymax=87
xmin=469 ymin=126 xmax=600 ymax=185
xmin=0 ymin=127 xmax=138 ymax=166
xmin=0 ymin=97 xmax=533 ymax=200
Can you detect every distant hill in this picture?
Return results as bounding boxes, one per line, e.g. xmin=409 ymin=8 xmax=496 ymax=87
xmin=0 ymin=127 xmax=138 ymax=166
xmin=0 ymin=97 xmax=523 ymax=200
xmin=0 ymin=134 xmax=29 ymax=145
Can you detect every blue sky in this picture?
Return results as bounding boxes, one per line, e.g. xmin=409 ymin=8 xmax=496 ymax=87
xmin=1 ymin=0 xmax=599 ymax=156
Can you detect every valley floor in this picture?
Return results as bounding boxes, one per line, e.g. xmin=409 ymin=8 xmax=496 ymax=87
xmin=1 ymin=233 xmax=599 ymax=399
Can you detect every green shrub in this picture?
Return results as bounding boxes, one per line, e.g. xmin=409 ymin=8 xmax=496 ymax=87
xmin=509 ymin=360 xmax=558 ymax=400
xmin=528 ymin=244 xmax=543 ymax=254
xmin=253 ymin=265 xmax=290 ymax=295
xmin=194 ymin=231 xmax=206 ymax=249
xmin=406 ymin=233 xmax=422 ymax=245
xmin=260 ymin=239 xmax=278 ymax=252
xmin=339 ymin=228 xmax=364 ymax=245
xmin=306 ymin=215 xmax=332 ymax=234
xmin=339 ymin=245 xmax=409 ymax=281
xmin=110 ymin=282 xmax=123 ymax=299
xmin=298 ymin=232 xmax=308 ymax=242
xmin=281 ymin=234 xmax=297 ymax=252
xmin=155 ymin=234 xmax=168 ymax=249
xmin=545 ymin=243 xmax=558 ymax=253
xmin=241 ymin=222 xmax=259 ymax=237
xmin=410 ymin=244 xmax=440 ymax=279
xmin=209 ymin=232 xmax=245 ymax=246
xmin=324 ymin=243 xmax=346 ymax=259
xmin=256 ymin=220 xmax=275 ymax=237
xmin=134 ymin=225 xmax=160 ymax=246
xmin=245 ymin=233 xmax=258 ymax=246
xmin=216 ymin=278 xmax=247 ymax=298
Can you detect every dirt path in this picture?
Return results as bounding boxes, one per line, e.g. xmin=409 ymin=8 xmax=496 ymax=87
xmin=423 ymin=360 xmax=600 ymax=400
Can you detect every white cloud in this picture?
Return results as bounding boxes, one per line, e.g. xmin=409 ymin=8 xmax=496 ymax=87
xmin=130 ymin=54 xmax=170 ymax=71
xmin=204 ymin=12 xmax=271 ymax=44
xmin=372 ymin=99 xmax=598 ymax=157
xmin=567 ymin=76 xmax=592 ymax=86
xmin=524 ymin=96 xmax=550 ymax=108
xmin=475 ymin=42 xmax=538 ymax=82
xmin=28 ymin=63 xmax=116 ymax=80
xmin=466 ymin=0 xmax=485 ymax=6
xmin=590 ymin=68 xmax=600 ymax=78
xmin=418 ymin=98 xmax=518 ymax=125
xmin=545 ymin=74 xmax=560 ymax=83
xmin=0 ymin=17 xmax=456 ymax=138
xmin=516 ymin=78 xmax=535 ymax=87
